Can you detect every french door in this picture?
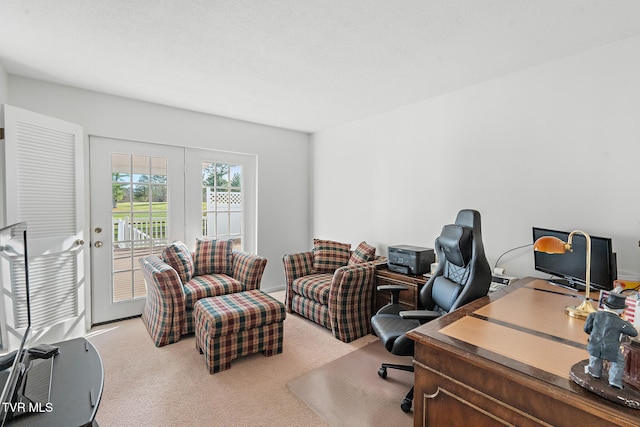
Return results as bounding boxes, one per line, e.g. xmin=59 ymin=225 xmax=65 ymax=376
xmin=89 ymin=137 xmax=184 ymax=324
xmin=89 ymin=138 xmax=256 ymax=324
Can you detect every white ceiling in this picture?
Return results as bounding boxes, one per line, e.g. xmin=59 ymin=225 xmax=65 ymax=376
xmin=1 ymin=1 xmax=640 ymax=133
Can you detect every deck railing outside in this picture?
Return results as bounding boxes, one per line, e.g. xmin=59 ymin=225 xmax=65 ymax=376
xmin=113 ymin=217 xmax=209 ymax=247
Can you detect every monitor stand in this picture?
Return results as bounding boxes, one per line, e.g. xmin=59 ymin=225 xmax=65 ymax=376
xmin=548 ymin=278 xmax=586 ymax=292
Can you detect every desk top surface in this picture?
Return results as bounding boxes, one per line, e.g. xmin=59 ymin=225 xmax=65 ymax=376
xmin=408 ymin=277 xmax=640 ymax=424
xmin=439 ymin=280 xmax=590 ymax=377
xmin=408 ymin=277 xmax=598 ymax=381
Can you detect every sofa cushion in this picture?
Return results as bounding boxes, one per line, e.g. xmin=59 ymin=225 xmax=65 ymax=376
xmin=194 ymin=238 xmax=233 ymax=275
xmin=348 ymin=241 xmax=376 ymax=265
xmin=184 ymin=274 xmax=244 ymax=308
xmin=313 ymin=239 xmax=351 ymax=273
xmin=291 ymin=295 xmax=330 ymax=329
xmin=292 ymin=273 xmax=333 ymax=305
xmin=162 ymin=241 xmax=194 ymax=284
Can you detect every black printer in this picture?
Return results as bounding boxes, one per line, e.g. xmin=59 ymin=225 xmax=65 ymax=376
xmin=387 ymin=245 xmax=435 ymax=275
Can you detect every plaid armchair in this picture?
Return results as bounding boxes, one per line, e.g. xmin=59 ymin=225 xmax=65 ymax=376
xmin=139 ymin=240 xmax=267 ymax=347
xmin=283 ymin=240 xmax=382 ymax=343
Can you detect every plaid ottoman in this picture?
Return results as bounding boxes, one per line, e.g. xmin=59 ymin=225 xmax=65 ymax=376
xmin=194 ymin=289 xmax=286 ymax=374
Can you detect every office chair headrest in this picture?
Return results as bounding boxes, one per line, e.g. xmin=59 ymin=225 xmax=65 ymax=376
xmin=439 ymin=224 xmax=473 ymax=267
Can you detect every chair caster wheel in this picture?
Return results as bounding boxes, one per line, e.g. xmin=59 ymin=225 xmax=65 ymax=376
xmin=378 ymin=367 xmax=387 ymax=379
xmin=401 ymin=398 xmax=412 ymax=413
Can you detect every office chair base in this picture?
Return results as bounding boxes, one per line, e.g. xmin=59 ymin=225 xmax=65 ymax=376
xmin=378 ymin=364 xmax=415 ymax=412
xmin=401 ymin=387 xmax=414 ymax=413
xmin=378 ymin=363 xmax=414 ymax=379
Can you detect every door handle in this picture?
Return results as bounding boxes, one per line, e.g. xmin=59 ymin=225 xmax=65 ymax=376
xmin=94 ymin=241 xmax=103 ymax=248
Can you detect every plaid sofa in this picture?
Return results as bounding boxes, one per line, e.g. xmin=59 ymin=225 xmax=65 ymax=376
xmin=139 ymin=249 xmax=268 ymax=347
xmin=283 ymin=240 xmax=384 ymax=343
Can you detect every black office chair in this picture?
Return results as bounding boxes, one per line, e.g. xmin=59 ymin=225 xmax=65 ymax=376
xmin=371 ymin=209 xmax=492 ymax=412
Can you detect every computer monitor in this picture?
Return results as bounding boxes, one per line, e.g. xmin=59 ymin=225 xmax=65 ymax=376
xmin=532 ymin=227 xmax=617 ymax=291
xmin=0 ymin=222 xmax=31 ymax=425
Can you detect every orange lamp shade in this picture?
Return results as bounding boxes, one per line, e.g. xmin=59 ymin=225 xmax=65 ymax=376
xmin=533 ymin=236 xmax=568 ymax=254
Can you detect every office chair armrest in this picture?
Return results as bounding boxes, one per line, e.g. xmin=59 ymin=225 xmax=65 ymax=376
xmin=377 ymin=284 xmax=409 ymax=306
xmin=377 ymin=284 xmax=409 ymax=292
xmin=399 ymin=310 xmax=441 ymax=321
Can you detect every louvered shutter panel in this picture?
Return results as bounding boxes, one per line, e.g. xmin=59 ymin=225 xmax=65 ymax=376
xmin=15 ymin=123 xmax=77 ymax=238
xmin=3 ymin=105 xmax=84 ymax=331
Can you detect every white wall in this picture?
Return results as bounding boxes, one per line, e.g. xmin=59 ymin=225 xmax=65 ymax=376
xmin=312 ymin=35 xmax=640 ymax=282
xmin=0 ymin=64 xmax=7 ymax=105
xmin=5 ymin=76 xmax=311 ymax=293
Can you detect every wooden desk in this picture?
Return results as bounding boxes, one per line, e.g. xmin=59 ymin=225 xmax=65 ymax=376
xmin=407 ymin=278 xmax=639 ymax=427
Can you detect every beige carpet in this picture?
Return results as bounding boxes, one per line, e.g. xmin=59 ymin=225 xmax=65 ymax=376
xmin=86 ymin=291 xmax=392 ymax=426
xmin=287 ymin=341 xmax=414 ymax=427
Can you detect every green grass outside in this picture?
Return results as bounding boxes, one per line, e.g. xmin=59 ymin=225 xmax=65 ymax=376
xmin=112 ymin=202 xmax=168 ymax=220
xmin=112 ymin=202 xmax=209 ymax=220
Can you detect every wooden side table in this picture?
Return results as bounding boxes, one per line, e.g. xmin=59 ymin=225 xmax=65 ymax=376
xmin=374 ymin=267 xmax=429 ymax=312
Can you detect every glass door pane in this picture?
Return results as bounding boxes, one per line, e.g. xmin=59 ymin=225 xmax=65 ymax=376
xmin=201 ymin=161 xmax=243 ymax=249
xmin=111 ymin=154 xmax=168 ymax=302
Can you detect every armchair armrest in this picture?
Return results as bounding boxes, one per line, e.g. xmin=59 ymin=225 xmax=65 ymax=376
xmin=328 ymin=263 xmax=377 ymax=342
xmin=399 ymin=310 xmax=441 ymax=322
xmin=231 ymin=250 xmax=268 ymax=291
xmin=139 ymin=255 xmax=185 ymax=300
xmin=282 ymin=251 xmax=315 ymax=285
xmin=138 ymin=255 xmax=186 ymax=346
xmin=282 ymin=251 xmax=314 ymax=313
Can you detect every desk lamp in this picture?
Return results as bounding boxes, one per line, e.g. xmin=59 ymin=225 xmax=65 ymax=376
xmin=533 ymin=230 xmax=596 ymax=319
